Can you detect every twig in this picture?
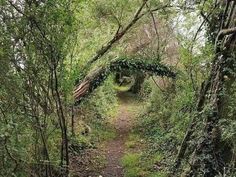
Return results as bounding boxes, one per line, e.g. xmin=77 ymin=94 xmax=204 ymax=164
xmin=4 ymin=138 xmax=19 ymax=172
xmin=200 ymin=11 xmax=210 ymax=24
xmin=190 ymin=4 xmax=219 ymax=52
xmin=219 ymin=0 xmax=231 ymax=30
xmin=218 ymin=27 xmax=236 ymax=36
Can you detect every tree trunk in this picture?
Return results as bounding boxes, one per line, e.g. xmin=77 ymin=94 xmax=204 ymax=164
xmin=129 ymin=72 xmax=146 ymax=94
xmin=185 ymin=1 xmax=236 ymax=175
xmin=173 ymin=1 xmax=236 ymax=176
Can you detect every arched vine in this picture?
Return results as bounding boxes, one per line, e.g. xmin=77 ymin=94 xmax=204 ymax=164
xmin=74 ymin=58 xmax=176 ymax=105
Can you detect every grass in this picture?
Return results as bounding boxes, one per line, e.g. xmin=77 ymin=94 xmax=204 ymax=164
xmin=92 ymin=99 xmax=119 ymax=142
xmin=125 ymin=134 xmax=143 ymax=149
xmin=91 ymin=120 xmax=117 ymax=142
xmin=121 ymin=153 xmax=145 ymax=177
xmin=121 ymin=151 xmax=168 ymax=177
xmin=114 ymin=84 xmax=132 ymax=92
xmin=124 ymin=167 xmax=144 ymax=177
xmin=146 ymin=172 xmax=168 ymax=177
xmin=121 ymin=153 xmax=141 ymax=167
xmin=121 ymin=152 xmax=168 ymax=177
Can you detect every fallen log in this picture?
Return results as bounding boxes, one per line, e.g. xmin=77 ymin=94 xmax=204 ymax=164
xmin=73 ymin=59 xmax=176 ymax=105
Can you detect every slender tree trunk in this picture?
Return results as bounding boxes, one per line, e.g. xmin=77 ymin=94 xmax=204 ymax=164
xmin=53 ymin=68 xmax=69 ymax=176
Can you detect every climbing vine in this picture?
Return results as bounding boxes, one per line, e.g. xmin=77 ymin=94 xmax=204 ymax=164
xmin=74 ymin=58 xmax=176 ymax=105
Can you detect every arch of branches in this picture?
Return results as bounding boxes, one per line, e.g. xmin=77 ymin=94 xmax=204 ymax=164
xmin=74 ymin=59 xmax=176 ymax=105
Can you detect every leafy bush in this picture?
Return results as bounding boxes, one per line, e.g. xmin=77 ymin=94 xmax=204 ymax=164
xmin=71 ymin=76 xmax=118 ymax=151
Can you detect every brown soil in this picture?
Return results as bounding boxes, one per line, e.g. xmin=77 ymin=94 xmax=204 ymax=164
xmin=70 ymin=148 xmax=104 ymax=177
xmin=101 ymin=91 xmax=134 ymax=177
xmin=70 ymin=91 xmax=137 ymax=177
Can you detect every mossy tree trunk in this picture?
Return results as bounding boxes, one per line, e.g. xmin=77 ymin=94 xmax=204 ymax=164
xmin=173 ymin=1 xmax=236 ymax=176
xmin=129 ymin=72 xmax=146 ymax=94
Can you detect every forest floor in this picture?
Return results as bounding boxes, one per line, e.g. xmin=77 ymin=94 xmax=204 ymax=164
xmin=101 ymin=91 xmax=139 ymax=177
xmin=70 ymin=90 xmax=142 ymax=177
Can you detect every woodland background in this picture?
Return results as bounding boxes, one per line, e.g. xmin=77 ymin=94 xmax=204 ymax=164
xmin=0 ymin=0 xmax=236 ymax=177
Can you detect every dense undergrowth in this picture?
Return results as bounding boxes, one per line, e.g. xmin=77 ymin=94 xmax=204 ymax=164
xmin=121 ymin=74 xmax=236 ymax=177
xmin=120 ymin=77 xmax=189 ymax=177
xmin=71 ymin=76 xmax=118 ymax=149
xmin=1 ymin=0 xmax=236 ymax=176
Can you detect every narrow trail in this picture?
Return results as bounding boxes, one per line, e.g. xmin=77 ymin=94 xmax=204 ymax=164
xmin=101 ymin=91 xmax=136 ymax=177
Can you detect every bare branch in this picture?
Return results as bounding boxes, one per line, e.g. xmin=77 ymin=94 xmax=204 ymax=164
xmin=146 ymin=4 xmax=160 ymax=56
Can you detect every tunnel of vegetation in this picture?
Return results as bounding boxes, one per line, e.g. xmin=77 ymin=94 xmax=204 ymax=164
xmin=1 ymin=0 xmax=236 ymax=177
xmin=73 ymin=58 xmax=176 ymax=105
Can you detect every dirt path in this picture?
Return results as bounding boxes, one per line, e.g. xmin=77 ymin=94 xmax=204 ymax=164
xmin=101 ymin=92 xmax=135 ymax=177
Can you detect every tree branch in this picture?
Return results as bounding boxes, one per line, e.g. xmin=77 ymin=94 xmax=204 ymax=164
xmin=87 ymin=0 xmax=149 ymax=65
xmin=218 ymin=27 xmax=236 ymax=36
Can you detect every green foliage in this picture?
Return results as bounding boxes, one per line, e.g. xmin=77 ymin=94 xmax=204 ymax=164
xmin=75 ymin=58 xmax=176 ymax=105
xmin=71 ymin=0 xmax=143 ymax=69
xmin=0 ymin=0 xmax=80 ymax=175
xmin=122 ymin=153 xmax=141 ymax=167
xmin=1 ymin=0 xmax=236 ymax=176
xmin=76 ymin=76 xmax=118 ymax=145
xmin=129 ymin=45 xmax=208 ymax=175
xmin=80 ymin=76 xmax=118 ymax=120
xmin=139 ymin=78 xmax=153 ymax=98
xmin=121 ymin=153 xmax=144 ymax=177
